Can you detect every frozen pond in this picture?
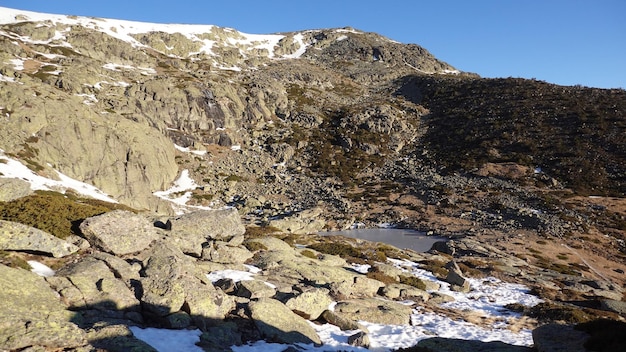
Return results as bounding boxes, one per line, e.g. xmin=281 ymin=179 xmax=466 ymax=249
xmin=322 ymin=228 xmax=446 ymax=253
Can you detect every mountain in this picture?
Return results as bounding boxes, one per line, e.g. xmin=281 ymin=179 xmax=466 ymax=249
xmin=0 ymin=6 xmax=461 ymax=211
xmin=1 ymin=7 xmax=626 ymax=350
xmin=1 ymin=4 xmax=625 ymax=263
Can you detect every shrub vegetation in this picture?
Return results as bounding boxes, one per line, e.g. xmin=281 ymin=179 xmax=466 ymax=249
xmin=0 ymin=190 xmax=132 ymax=239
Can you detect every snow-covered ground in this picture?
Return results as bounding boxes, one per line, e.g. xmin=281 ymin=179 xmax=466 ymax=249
xmin=130 ymin=260 xmax=541 ymax=352
xmin=0 ymin=151 xmax=117 ymax=203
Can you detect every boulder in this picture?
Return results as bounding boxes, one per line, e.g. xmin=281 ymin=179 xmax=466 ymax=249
xmin=0 ymin=220 xmax=79 ymax=257
xmin=371 ymin=262 xmax=407 ymax=281
xmin=246 ymin=236 xmax=294 ymax=252
xmin=268 ymin=207 xmax=326 ymax=234
xmin=428 ymin=292 xmax=456 ymax=305
xmin=0 ymin=177 xmax=32 ymax=201
xmin=331 ymin=276 xmax=385 ymax=298
xmin=139 ymin=243 xmax=194 ymax=317
xmin=140 ymin=242 xmax=234 ymax=324
xmin=381 ymin=283 xmax=430 ymax=301
xmin=184 ymin=280 xmax=236 ymax=330
xmin=251 ymin=249 xmax=357 ymax=287
xmin=285 ymin=288 xmax=334 ymax=320
xmin=417 ymin=337 xmax=533 ymax=352
xmin=198 ymin=322 xmax=243 ymax=351
xmin=532 ymin=323 xmax=589 ymax=352
xmin=430 ymin=240 xmax=454 ymax=255
xmin=79 ymin=210 xmax=159 ymax=255
xmin=249 ymin=298 xmax=321 ymax=345
xmin=236 ymin=279 xmax=277 ymax=299
xmin=332 ymin=298 xmax=413 ymax=325
xmin=444 ymin=261 xmax=471 ymax=292
xmin=0 ymin=264 xmax=87 ymax=350
xmin=53 ymin=256 xmax=140 ymax=311
xmin=86 ymin=324 xmax=157 ymax=352
xmin=600 ymin=299 xmax=626 ymax=316
xmin=169 ymin=208 xmax=245 ymax=242
xmin=202 ymin=241 xmax=254 ymax=264
xmin=320 ymin=310 xmax=366 ymax=331
xmin=92 ymin=251 xmax=141 ymax=283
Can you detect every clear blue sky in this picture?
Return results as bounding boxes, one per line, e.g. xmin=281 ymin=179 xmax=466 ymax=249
xmin=2 ymin=0 xmax=624 ymax=89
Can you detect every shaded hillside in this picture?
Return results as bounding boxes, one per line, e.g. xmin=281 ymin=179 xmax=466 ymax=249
xmin=397 ymin=76 xmax=626 ymax=196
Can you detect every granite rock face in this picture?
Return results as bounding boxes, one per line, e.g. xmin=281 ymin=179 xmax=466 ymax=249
xmin=0 ymin=264 xmax=86 ymax=351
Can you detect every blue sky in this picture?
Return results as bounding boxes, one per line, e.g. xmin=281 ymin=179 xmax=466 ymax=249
xmin=1 ymin=0 xmax=624 ymax=89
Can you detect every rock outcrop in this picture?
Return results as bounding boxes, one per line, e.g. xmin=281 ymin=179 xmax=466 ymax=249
xmin=0 ymin=220 xmax=79 ymax=257
xmin=79 ymin=210 xmax=159 ymax=255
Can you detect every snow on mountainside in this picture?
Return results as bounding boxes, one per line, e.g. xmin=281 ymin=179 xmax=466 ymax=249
xmin=0 ymin=6 xmax=459 ymax=73
xmin=0 ymin=6 xmax=359 ymax=64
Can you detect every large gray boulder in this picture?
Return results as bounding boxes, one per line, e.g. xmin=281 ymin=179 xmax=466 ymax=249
xmin=416 ymin=337 xmax=533 ymax=352
xmin=331 ymin=276 xmax=385 ymax=298
xmin=332 ymin=298 xmax=413 ymax=325
xmin=139 ymin=242 xmax=235 ymax=327
xmin=285 ymin=288 xmax=334 ymax=320
xmin=0 ymin=220 xmax=79 ymax=257
xmin=52 ymin=256 xmax=140 ymax=311
xmin=0 ymin=177 xmax=32 ymax=201
xmin=202 ymin=241 xmax=254 ymax=264
xmin=268 ymin=207 xmax=326 ymax=234
xmin=79 ymin=210 xmax=159 ymax=255
xmin=380 ymin=283 xmax=430 ymax=301
xmin=139 ymin=242 xmax=196 ymax=317
xmin=532 ymin=323 xmax=589 ymax=352
xmin=250 ymin=246 xmax=388 ymax=300
xmin=0 ymin=264 xmax=87 ymax=350
xmin=169 ymin=208 xmax=245 ymax=243
xmin=236 ymin=279 xmax=277 ymax=299
xmin=249 ymin=297 xmax=321 ymax=345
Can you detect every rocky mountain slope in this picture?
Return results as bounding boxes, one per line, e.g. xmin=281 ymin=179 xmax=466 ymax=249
xmin=1 ymin=6 xmax=626 ymax=351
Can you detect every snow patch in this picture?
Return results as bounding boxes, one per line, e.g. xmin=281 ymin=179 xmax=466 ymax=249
xmin=152 ymin=169 xmax=212 ymax=214
xmin=282 ymin=33 xmax=308 ymax=59
xmin=8 ymin=58 xmax=24 ymax=70
xmin=28 ymin=261 xmax=55 ymax=277
xmin=0 ymin=73 xmax=16 ymax=82
xmin=174 ymin=144 xmax=207 ymax=156
xmin=0 ymin=151 xmax=118 ymax=203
